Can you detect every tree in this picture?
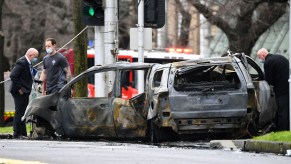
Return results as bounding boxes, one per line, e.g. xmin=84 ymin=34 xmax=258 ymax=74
xmin=175 ymin=0 xmax=191 ymax=46
xmin=187 ymin=0 xmax=288 ymax=56
xmin=3 ymin=0 xmax=73 ymax=66
xmin=0 ymin=0 xmax=4 ymax=127
xmin=71 ymin=0 xmax=87 ymax=97
xmin=118 ymin=0 xmax=137 ymax=49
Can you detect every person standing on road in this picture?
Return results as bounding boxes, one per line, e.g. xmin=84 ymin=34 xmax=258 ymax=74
xmin=9 ymin=48 xmax=39 ymax=139
xmin=257 ymin=48 xmax=290 ymax=131
xmin=39 ymin=38 xmax=71 ymax=95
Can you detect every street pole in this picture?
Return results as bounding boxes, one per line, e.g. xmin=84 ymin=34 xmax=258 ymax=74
xmin=95 ymin=26 xmax=106 ymax=97
xmin=137 ymin=0 xmax=144 ymax=93
xmin=289 ymin=3 xmax=291 ymax=131
xmin=104 ymin=0 xmax=117 ymax=94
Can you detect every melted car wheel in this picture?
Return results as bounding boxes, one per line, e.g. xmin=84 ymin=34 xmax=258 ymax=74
xmin=30 ymin=116 xmax=55 ymax=140
xmin=150 ymin=120 xmax=179 ymax=143
xmin=150 ymin=121 xmax=162 ymax=143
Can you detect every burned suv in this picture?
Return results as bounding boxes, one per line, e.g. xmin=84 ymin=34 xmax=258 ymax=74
xmin=148 ymin=53 xmax=276 ymax=141
xmin=22 ymin=54 xmax=276 ymax=142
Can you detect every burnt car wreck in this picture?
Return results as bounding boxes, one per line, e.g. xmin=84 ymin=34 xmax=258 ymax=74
xmin=147 ymin=53 xmax=276 ymax=142
xmin=22 ymin=62 xmax=155 ymax=140
xmin=22 ymin=53 xmax=276 ymax=142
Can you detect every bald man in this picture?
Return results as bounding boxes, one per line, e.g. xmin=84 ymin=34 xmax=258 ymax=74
xmin=257 ymin=48 xmax=290 ymax=131
xmin=10 ymin=48 xmax=39 ymax=139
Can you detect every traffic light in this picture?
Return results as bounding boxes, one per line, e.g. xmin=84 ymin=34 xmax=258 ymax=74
xmin=82 ymin=0 xmax=104 ymax=26
xmin=144 ymin=0 xmax=165 ymax=29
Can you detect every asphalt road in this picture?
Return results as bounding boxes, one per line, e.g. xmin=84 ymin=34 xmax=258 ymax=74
xmin=0 ymin=140 xmax=290 ymax=164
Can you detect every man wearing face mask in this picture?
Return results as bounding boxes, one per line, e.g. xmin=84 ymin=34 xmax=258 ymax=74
xmin=39 ymin=38 xmax=71 ymax=95
xmin=257 ymin=48 xmax=290 ymax=131
xmin=10 ymin=48 xmax=39 ymax=139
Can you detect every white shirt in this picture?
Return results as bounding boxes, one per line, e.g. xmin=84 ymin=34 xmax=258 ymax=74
xmin=25 ymin=55 xmax=31 ymax=65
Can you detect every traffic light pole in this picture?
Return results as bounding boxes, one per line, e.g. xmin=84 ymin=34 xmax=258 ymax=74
xmin=94 ymin=26 xmax=106 ymax=97
xmin=137 ymin=0 xmax=145 ymax=93
xmin=104 ymin=0 xmax=117 ymax=94
xmin=289 ymin=3 xmax=291 ymax=131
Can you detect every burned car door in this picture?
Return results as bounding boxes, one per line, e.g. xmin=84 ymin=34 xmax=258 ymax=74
xmin=57 ymin=70 xmax=116 ymax=138
xmin=111 ymin=69 xmax=150 ymax=139
xmin=147 ymin=64 xmax=171 ymax=120
xmin=147 ymin=64 xmax=179 ymax=142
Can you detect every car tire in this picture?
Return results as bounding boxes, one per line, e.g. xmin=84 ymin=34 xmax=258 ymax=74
xmin=247 ymin=121 xmax=258 ymax=137
xmin=30 ymin=117 xmax=54 ymax=140
xmin=150 ymin=121 xmax=162 ymax=143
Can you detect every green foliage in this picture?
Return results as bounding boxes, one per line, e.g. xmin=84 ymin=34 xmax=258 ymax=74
xmin=254 ymin=131 xmax=291 ymax=142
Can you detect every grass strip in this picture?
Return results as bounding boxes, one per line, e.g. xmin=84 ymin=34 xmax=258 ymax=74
xmin=254 ymin=131 xmax=291 ymax=142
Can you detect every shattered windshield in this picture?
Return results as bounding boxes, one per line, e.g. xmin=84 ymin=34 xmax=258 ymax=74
xmin=174 ymin=64 xmax=241 ymax=92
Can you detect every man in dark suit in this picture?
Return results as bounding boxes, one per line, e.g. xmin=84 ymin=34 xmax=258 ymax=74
xmin=257 ymin=48 xmax=290 ymax=131
xmin=10 ymin=48 xmax=39 ymax=139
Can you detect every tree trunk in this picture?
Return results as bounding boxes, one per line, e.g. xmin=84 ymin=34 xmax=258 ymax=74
xmin=0 ymin=0 xmax=5 ymax=127
xmin=167 ymin=0 xmax=178 ymax=47
xmin=176 ymin=0 xmax=191 ymax=47
xmin=178 ymin=12 xmax=191 ymax=46
xmin=71 ymin=0 xmax=87 ymax=97
xmin=227 ymin=32 xmax=259 ymax=56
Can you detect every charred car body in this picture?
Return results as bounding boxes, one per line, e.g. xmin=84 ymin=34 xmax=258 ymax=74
xmin=22 ymin=53 xmax=276 ymax=141
xmin=22 ymin=62 xmax=155 ymax=139
xmin=148 ymin=53 xmax=276 ymax=141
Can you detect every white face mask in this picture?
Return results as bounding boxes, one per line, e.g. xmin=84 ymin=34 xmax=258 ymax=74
xmin=46 ymin=48 xmax=53 ymax=54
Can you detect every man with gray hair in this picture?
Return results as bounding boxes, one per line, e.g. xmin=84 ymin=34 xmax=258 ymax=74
xmin=257 ymin=48 xmax=289 ymax=131
xmin=10 ymin=48 xmax=39 ymax=139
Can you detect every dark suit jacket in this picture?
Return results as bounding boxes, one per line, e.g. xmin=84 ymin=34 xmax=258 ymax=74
xmin=9 ymin=56 xmax=33 ymax=95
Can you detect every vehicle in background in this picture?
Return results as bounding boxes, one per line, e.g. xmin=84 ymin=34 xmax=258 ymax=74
xmin=3 ymin=111 xmax=14 ymax=126
xmin=147 ymin=52 xmax=276 ymax=142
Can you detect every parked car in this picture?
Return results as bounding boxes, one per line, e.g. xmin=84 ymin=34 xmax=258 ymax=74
xmin=147 ymin=52 xmax=276 ymax=142
xmin=22 ymin=62 xmax=156 ymax=140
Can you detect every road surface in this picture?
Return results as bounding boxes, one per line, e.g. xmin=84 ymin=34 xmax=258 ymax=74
xmin=0 ymin=140 xmax=290 ymax=164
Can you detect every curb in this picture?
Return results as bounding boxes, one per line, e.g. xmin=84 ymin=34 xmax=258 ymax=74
xmin=210 ymin=140 xmax=291 ymax=155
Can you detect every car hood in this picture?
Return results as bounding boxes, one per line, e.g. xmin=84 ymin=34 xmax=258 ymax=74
xmin=22 ymin=92 xmax=59 ymax=121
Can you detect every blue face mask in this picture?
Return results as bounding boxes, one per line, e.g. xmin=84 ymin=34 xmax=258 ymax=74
xmin=259 ymin=59 xmax=265 ymax=64
xmin=32 ymin=58 xmax=37 ymax=63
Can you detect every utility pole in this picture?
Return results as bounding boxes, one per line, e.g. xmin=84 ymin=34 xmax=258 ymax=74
xmin=94 ymin=26 xmax=105 ymax=97
xmin=137 ymin=0 xmax=145 ymax=93
xmin=0 ymin=0 xmax=5 ymax=127
xmin=289 ymin=3 xmax=291 ymax=131
xmin=104 ymin=0 xmax=117 ymax=94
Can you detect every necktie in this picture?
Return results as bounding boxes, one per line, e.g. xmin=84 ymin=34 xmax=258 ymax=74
xmin=30 ymin=63 xmax=34 ymax=77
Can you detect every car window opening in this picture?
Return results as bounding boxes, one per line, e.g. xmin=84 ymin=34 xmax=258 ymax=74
xmin=174 ymin=64 xmax=241 ymax=92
